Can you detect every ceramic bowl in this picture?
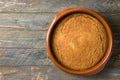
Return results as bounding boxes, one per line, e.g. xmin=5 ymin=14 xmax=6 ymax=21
xmin=46 ymin=8 xmax=112 ymax=75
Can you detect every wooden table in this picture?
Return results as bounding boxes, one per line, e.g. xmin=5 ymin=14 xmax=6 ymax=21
xmin=0 ymin=0 xmax=120 ymax=80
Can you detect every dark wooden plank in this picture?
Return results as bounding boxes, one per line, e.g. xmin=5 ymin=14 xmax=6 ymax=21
xmin=100 ymin=13 xmax=120 ymax=25
xmin=0 ymin=66 xmax=119 ymax=80
xmin=0 ymin=30 xmax=46 ymax=49
xmin=0 ymin=13 xmax=119 ymax=31
xmin=108 ymin=50 xmax=120 ymax=68
xmin=0 ymin=13 xmax=55 ymax=31
xmin=0 ymin=48 xmax=119 ymax=67
xmin=0 ymin=31 xmax=46 ymax=39
xmin=110 ymin=24 xmax=120 ymax=33
xmin=0 ymin=49 xmax=52 ymax=66
xmin=0 ymin=0 xmax=119 ymax=13
xmin=0 ymin=38 xmax=45 ymax=49
xmin=0 ymin=66 xmax=53 ymax=80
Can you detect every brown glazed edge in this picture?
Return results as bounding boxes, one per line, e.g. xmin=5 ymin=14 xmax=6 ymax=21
xmin=46 ymin=8 xmax=113 ymax=76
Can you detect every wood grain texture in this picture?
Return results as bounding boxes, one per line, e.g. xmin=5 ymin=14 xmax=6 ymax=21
xmin=0 ymin=48 xmax=119 ymax=67
xmin=0 ymin=31 xmax=46 ymax=48
xmin=0 ymin=0 xmax=119 ymax=12
xmin=0 ymin=49 xmax=52 ymax=66
xmin=0 ymin=66 xmax=120 ymax=80
xmin=0 ymin=0 xmax=119 ymax=79
xmin=0 ymin=13 xmax=119 ymax=47
xmin=0 ymin=39 xmax=45 ymax=49
xmin=0 ymin=13 xmax=119 ymax=66
xmin=0 ymin=13 xmax=119 ymax=31
xmin=0 ymin=13 xmax=119 ymax=48
xmin=0 ymin=13 xmax=55 ymax=31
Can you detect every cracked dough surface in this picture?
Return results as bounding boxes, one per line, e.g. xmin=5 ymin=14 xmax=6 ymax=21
xmin=51 ymin=13 xmax=107 ymax=70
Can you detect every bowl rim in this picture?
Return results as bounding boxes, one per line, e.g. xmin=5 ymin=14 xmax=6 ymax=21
xmin=46 ymin=8 xmax=112 ymax=75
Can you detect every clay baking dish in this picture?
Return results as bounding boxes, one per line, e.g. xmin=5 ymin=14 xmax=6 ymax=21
xmin=46 ymin=8 xmax=112 ymax=75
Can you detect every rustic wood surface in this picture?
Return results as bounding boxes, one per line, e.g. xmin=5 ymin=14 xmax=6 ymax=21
xmin=0 ymin=0 xmax=120 ymax=80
